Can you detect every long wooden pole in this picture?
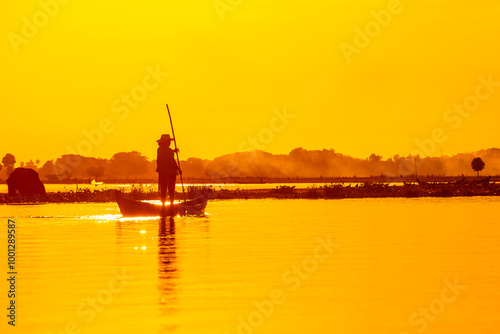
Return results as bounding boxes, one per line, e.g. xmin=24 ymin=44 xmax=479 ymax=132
xmin=166 ymin=104 xmax=186 ymax=203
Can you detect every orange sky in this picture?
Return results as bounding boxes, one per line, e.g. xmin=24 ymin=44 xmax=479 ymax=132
xmin=1 ymin=0 xmax=499 ymax=164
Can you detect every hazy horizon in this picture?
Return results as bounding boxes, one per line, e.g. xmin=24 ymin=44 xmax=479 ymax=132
xmin=4 ymin=146 xmax=500 ymax=167
xmin=2 ymin=147 xmax=498 ymax=181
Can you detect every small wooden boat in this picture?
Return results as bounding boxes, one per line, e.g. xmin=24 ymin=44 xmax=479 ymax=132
xmin=115 ymin=191 xmax=208 ymax=217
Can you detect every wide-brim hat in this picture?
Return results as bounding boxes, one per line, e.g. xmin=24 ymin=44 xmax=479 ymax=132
xmin=157 ymin=134 xmax=174 ymax=143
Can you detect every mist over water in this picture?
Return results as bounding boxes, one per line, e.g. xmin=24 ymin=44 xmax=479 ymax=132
xmin=204 ymin=148 xmax=500 ymax=178
xmin=4 ymin=148 xmax=498 ymax=183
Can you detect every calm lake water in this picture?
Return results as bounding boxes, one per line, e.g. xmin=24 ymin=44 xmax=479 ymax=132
xmin=1 ymin=197 xmax=499 ymax=334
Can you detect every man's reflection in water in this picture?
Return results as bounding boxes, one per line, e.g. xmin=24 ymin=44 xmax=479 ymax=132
xmin=158 ymin=217 xmax=178 ymax=315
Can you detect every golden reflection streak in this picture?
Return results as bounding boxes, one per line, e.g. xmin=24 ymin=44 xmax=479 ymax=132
xmin=157 ymin=217 xmax=179 ymax=320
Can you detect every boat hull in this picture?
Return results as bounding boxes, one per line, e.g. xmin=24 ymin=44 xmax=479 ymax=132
xmin=115 ymin=191 xmax=208 ymax=217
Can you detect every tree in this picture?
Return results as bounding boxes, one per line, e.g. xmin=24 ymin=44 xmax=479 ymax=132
xmin=471 ymin=157 xmax=485 ymax=177
xmin=39 ymin=160 xmax=56 ymax=180
xmin=25 ymin=160 xmax=38 ymax=169
xmin=2 ymin=153 xmax=15 ymax=167
xmin=2 ymin=154 xmax=16 ymax=176
xmin=368 ymin=153 xmax=382 ymax=162
xmin=87 ymin=166 xmax=105 ymax=179
xmin=108 ymin=151 xmax=150 ymax=178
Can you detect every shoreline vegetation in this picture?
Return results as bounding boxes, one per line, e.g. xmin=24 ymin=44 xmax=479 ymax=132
xmin=2 ymin=175 xmax=500 ymax=185
xmin=2 ymin=177 xmax=499 ymax=204
xmin=2 ymin=148 xmax=500 ymax=184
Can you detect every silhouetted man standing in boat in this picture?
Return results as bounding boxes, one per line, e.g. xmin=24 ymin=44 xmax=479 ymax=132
xmin=156 ymin=134 xmax=181 ymax=209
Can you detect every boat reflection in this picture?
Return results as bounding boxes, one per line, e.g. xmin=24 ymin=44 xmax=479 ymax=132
xmin=157 ymin=217 xmax=178 ymax=316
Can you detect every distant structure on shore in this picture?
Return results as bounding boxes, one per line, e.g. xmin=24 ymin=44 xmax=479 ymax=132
xmin=7 ymin=168 xmax=46 ymax=196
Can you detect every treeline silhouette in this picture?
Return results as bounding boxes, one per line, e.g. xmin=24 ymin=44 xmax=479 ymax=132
xmin=1 ymin=148 xmax=499 ymax=182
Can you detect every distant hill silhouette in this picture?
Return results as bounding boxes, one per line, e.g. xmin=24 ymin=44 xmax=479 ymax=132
xmin=1 ymin=148 xmax=499 ymax=182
